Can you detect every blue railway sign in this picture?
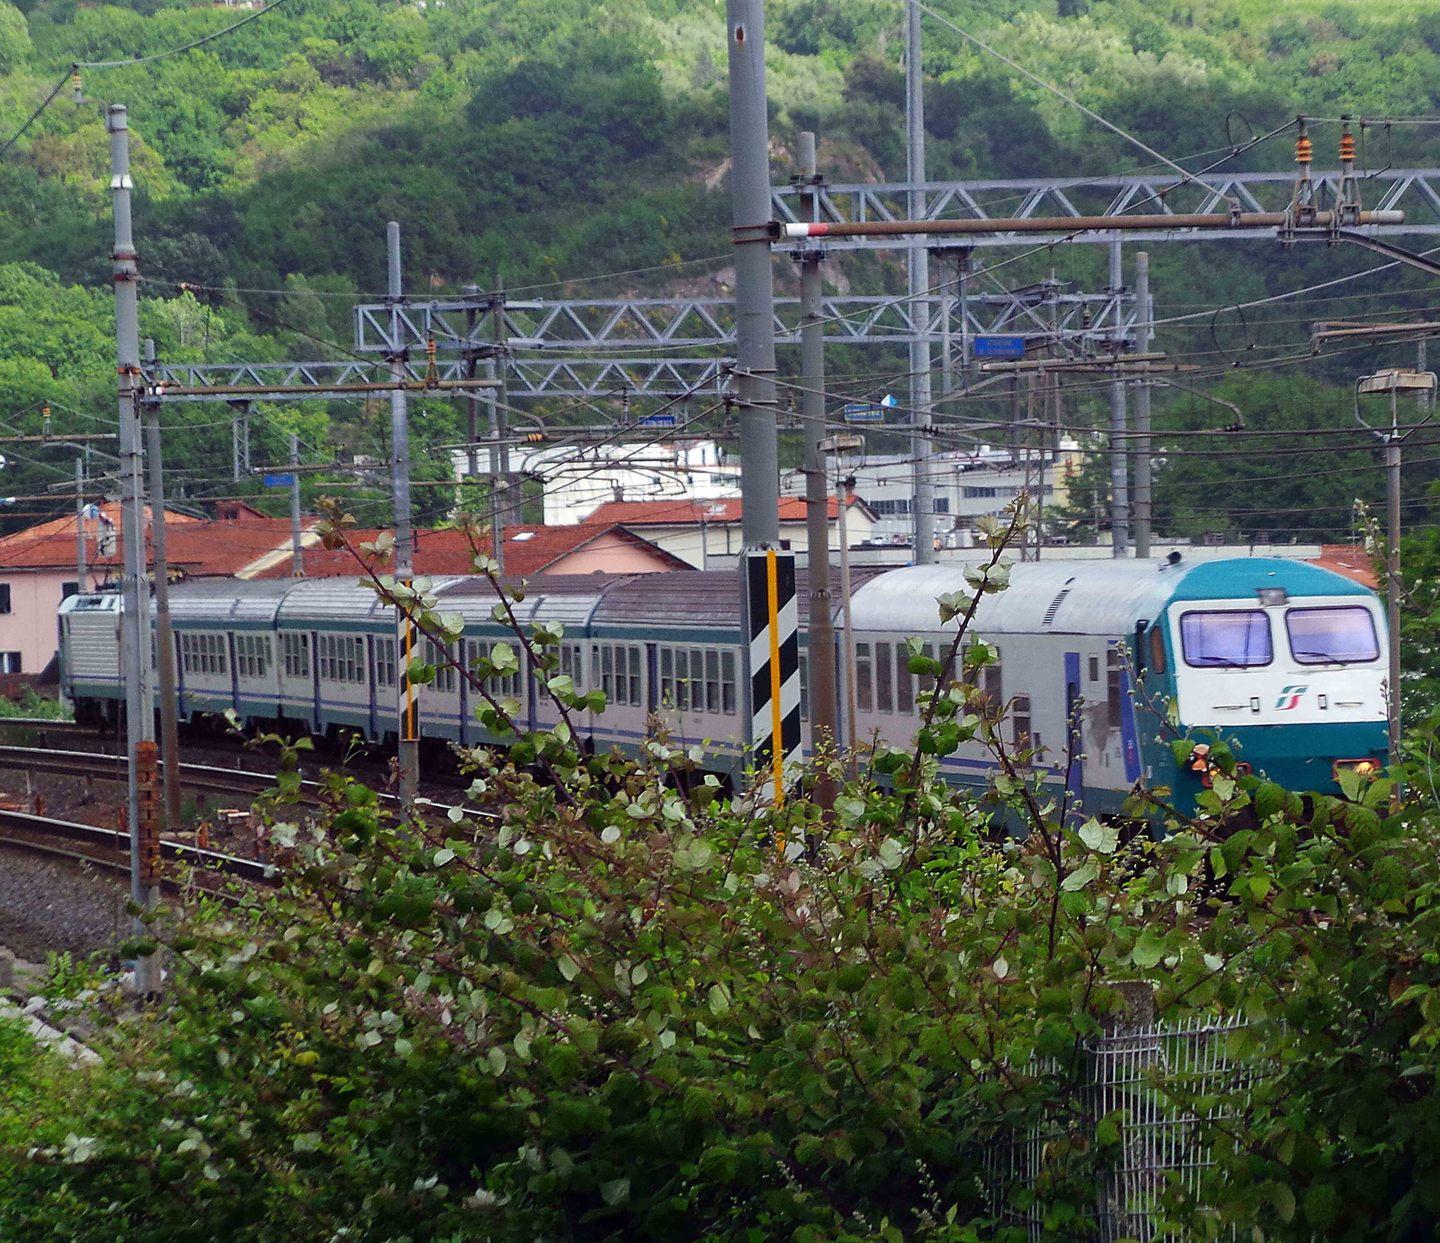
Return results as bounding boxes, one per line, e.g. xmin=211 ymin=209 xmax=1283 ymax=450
xmin=974 ymin=335 xmax=1027 ymax=360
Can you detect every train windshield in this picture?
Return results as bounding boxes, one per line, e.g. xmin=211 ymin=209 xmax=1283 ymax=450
xmin=1179 ymin=610 xmax=1272 ymax=668
xmin=1285 ymin=606 xmax=1380 ymax=665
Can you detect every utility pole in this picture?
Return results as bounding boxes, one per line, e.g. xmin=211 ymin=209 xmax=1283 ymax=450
xmin=727 ymin=0 xmax=780 ymax=551
xmin=74 ymin=457 xmax=86 ymax=590
xmin=835 ymin=464 xmax=858 ymax=777
xmin=1133 ymin=250 xmax=1153 ymax=558
xmin=289 ymin=432 xmax=304 ymax=577
xmin=490 ymin=282 xmax=512 ymax=564
xmin=906 ymin=0 xmax=935 ymax=564
xmin=461 ymin=283 xmax=482 ymax=511
xmin=1107 ymin=238 xmax=1130 ymax=557
xmin=109 ymin=103 xmax=158 ymax=994
xmin=796 ymin=130 xmax=837 ymax=804
xmin=388 ymin=222 xmax=419 ymax=807
xmin=143 ymin=376 xmax=182 ymax=834
xmin=1355 ymin=366 xmax=1436 ymax=785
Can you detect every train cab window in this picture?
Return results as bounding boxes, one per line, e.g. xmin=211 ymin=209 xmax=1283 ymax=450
xmin=875 ymin=641 xmax=894 ymax=713
xmin=1285 ymin=606 xmax=1380 ymax=665
xmin=1147 ymin=625 xmax=1167 ymax=676
xmin=281 ymin=633 xmax=310 ymax=679
xmin=980 ymin=660 xmax=1002 ymax=717
xmin=1106 ymin=647 xmax=1124 ymax=729
xmin=1012 ymin=694 xmax=1032 ymax=754
xmin=855 ymin=642 xmax=873 ymax=712
xmin=1179 ymin=610 xmax=1273 ymax=668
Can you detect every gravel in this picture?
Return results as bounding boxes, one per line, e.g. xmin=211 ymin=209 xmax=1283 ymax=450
xmin=0 ymin=844 xmax=130 ymax=962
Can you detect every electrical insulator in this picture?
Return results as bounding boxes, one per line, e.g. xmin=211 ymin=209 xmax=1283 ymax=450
xmin=1339 ymin=132 xmax=1356 ymax=162
xmin=70 ymin=72 xmax=82 ymax=104
xmin=1294 ymin=135 xmax=1313 ymax=165
xmin=525 ymin=432 xmax=546 ymax=444
xmin=41 ymin=405 xmax=50 ymax=437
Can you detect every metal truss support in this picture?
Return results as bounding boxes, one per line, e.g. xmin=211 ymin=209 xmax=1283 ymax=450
xmin=768 ymin=167 xmax=1440 ymax=251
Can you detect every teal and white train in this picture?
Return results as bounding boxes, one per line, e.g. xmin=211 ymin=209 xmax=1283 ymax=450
xmin=59 ymin=555 xmax=1388 ymax=819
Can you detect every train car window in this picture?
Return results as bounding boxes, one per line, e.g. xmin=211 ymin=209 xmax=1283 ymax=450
xmin=376 ymin=638 xmax=396 ymax=688
xmin=1088 ymin=655 xmax=1100 ymax=683
xmin=1012 ymin=694 xmax=1032 ymax=754
xmin=896 ymin=645 xmax=914 ymax=714
xmin=1106 ymin=648 xmax=1123 ymax=728
xmin=628 ymin=646 xmax=642 ymax=706
xmin=281 ymin=633 xmax=310 ymax=679
xmin=876 ymin=641 xmax=894 ymax=713
xmin=721 ymin=651 xmax=737 ymax=715
xmin=425 ymin=639 xmax=458 ymax=694
xmin=705 ymin=650 xmax=720 ymax=713
xmin=855 ymin=642 xmax=873 ymax=712
xmin=559 ymin=643 xmax=584 ymax=689
xmin=675 ymin=648 xmax=690 ymax=710
xmin=659 ymin=648 xmax=675 ymax=707
xmin=1148 ymin=625 xmax=1167 ymax=676
xmin=1285 ymin=606 xmax=1380 ymax=665
xmin=1178 ymin=610 xmax=1272 ymax=668
xmin=235 ymin=634 xmax=271 ymax=680
xmin=798 ymin=653 xmax=809 ymax=722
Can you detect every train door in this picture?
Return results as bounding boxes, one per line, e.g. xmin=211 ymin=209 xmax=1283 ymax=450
xmin=365 ymin=634 xmax=379 ymax=741
xmin=227 ymin=633 xmax=240 ymax=716
xmin=1063 ymin=652 xmax=1084 ymax=820
xmin=309 ymin=631 xmax=322 ymax=732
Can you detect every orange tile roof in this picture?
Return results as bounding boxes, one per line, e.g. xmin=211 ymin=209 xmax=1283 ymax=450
xmin=256 ymin=522 xmax=690 ymax=580
xmin=1311 ymin=543 xmax=1379 ymax=589
xmin=0 ymin=502 xmax=301 ymax=578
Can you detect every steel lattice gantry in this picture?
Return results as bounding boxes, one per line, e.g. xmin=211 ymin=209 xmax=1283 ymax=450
xmin=768 ymin=167 xmax=1440 ymax=251
xmin=351 ymin=286 xmax=1133 ymax=355
xmin=142 ymin=357 xmax=732 ymax=402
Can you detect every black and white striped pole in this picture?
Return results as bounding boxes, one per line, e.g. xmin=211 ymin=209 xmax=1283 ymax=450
xmin=745 ymin=549 xmax=801 ymax=804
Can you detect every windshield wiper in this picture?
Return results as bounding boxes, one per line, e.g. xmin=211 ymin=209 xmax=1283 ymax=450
xmin=1293 ymin=650 xmax=1346 ymax=663
xmin=1190 ymin=655 xmax=1249 ymax=667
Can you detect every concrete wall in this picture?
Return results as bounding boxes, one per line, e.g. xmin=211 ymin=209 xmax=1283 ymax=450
xmin=625 ymin=514 xmax=878 ymax=569
xmin=544 ymin=532 xmax=678 ymax=575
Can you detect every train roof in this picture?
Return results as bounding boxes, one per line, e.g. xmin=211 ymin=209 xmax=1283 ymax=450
xmin=848 ymin=557 xmax=1373 ymax=638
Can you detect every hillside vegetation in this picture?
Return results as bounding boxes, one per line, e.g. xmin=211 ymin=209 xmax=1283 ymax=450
xmin=0 ymin=0 xmax=1438 ymax=537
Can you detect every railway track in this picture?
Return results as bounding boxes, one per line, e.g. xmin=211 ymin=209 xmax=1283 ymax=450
xmin=0 ymin=806 xmax=273 ymax=885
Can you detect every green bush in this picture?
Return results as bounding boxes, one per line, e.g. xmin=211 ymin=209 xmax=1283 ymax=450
xmin=3 ymin=528 xmax=1440 ymax=1240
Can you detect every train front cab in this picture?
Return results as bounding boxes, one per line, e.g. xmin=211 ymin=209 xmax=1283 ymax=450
xmin=1140 ymin=567 xmax=1388 ymax=816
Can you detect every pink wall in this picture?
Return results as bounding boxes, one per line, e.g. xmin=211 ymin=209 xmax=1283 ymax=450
xmin=0 ymin=568 xmax=90 ymax=676
xmin=546 ymin=532 xmax=673 ymax=575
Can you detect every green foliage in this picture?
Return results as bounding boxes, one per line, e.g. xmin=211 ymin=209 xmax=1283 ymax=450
xmin=5 ymin=529 xmax=1440 ymax=1238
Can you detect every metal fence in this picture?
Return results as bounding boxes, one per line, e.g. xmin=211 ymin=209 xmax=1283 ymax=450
xmin=987 ymin=1015 xmax=1253 ymax=1241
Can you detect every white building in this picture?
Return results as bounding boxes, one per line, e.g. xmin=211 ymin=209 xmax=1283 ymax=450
xmin=784 ymin=440 xmax=1084 ymax=548
xmin=453 ymin=439 xmax=740 ymax=527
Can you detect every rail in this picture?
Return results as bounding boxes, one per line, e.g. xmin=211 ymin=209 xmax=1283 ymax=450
xmin=0 ymin=806 xmax=272 ymax=884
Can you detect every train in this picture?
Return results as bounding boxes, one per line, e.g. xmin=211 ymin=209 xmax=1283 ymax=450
xmin=58 ymin=555 xmax=1389 ymax=818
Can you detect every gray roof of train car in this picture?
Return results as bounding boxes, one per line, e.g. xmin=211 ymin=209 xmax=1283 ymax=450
xmin=850 ymin=560 xmax=1194 ymax=637
xmin=165 ymin=578 xmax=296 ymax=626
xmin=848 ymin=558 xmax=1369 ymax=637
xmin=593 ymin=567 xmax=888 ymax=631
xmin=433 ymin=574 xmax=633 ymax=630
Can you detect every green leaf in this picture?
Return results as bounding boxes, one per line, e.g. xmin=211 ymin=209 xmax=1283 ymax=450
xmin=557 ymin=955 xmax=581 ymax=982
xmin=708 ymin=983 xmax=731 ymax=1016
xmin=1062 ymin=860 xmax=1099 ymax=892
xmin=1078 ymin=819 xmax=1118 ymax=854
xmin=432 ymin=847 xmax=455 ymax=867
xmin=1131 ymin=931 xmax=1165 ymax=969
xmin=601 ymin=1178 xmax=631 ymax=1206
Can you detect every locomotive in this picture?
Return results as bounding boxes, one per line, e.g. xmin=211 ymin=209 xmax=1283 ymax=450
xmin=59 ymin=555 xmax=1388 ymax=817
